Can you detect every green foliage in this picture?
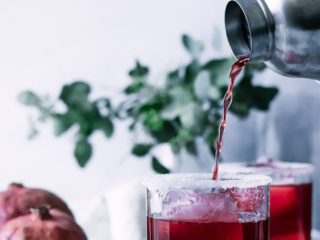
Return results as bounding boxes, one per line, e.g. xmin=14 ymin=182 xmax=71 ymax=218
xmin=74 ymin=138 xmax=92 ymax=167
xmin=152 ymin=156 xmax=170 ymax=174
xmin=124 ymin=81 xmax=145 ymax=94
xmin=52 ymin=113 xmax=73 ymax=137
xmin=19 ymin=81 xmax=114 ymax=169
xmin=18 ymin=91 xmax=41 ymax=106
xmin=182 ymin=34 xmax=204 ymax=59
xmin=132 ymin=144 xmax=153 ymax=157
xmin=128 ymin=60 xmax=149 ymax=79
xmin=19 ymin=33 xmax=279 ymax=173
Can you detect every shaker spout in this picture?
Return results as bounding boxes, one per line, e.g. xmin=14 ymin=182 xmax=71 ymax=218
xmin=225 ymin=0 xmax=274 ymax=62
xmin=225 ymin=0 xmax=320 ymax=80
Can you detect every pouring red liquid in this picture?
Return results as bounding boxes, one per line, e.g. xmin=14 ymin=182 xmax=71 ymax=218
xmin=213 ymin=56 xmax=250 ymax=180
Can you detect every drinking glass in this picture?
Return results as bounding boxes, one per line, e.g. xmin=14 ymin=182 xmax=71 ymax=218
xmin=143 ymin=173 xmax=272 ymax=240
xmin=221 ymin=160 xmax=313 ymax=240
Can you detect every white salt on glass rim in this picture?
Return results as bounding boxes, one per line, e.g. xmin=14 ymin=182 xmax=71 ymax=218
xmin=143 ymin=173 xmax=272 ymax=192
xmin=220 ymin=160 xmax=313 ymax=185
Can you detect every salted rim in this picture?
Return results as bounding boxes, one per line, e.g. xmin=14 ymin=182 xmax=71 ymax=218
xmin=143 ymin=173 xmax=272 ymax=191
xmin=220 ymin=161 xmax=314 ymax=176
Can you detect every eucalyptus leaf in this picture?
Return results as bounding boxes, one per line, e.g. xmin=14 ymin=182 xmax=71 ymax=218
xmin=132 ymin=144 xmax=153 ymax=157
xmin=52 ymin=113 xmax=73 ymax=137
xmin=193 ymin=71 xmax=221 ymax=101
xmin=143 ymin=109 xmax=164 ymax=132
xmin=169 ymin=128 xmax=194 ymax=154
xmin=177 ymin=128 xmax=193 ymax=142
xmin=124 ymin=81 xmax=145 ymax=94
xmin=73 ymin=106 xmax=101 ymax=136
xmin=230 ymin=74 xmax=279 ymax=116
xmin=194 ymin=71 xmax=211 ymax=99
xmin=139 ymin=93 xmax=169 ymax=112
xmin=95 ymin=117 xmax=114 ymax=138
xmin=185 ymin=141 xmax=197 ymax=155
xmin=170 ymin=138 xmax=181 ymax=154
xmin=129 ymin=60 xmax=149 ymax=79
xmin=184 ymin=60 xmax=201 ymax=84
xmin=161 ymin=87 xmax=193 ymax=120
xmin=161 ymin=87 xmax=204 ymax=131
xmin=74 ymin=138 xmax=92 ymax=168
xmin=18 ymin=91 xmax=41 ymax=107
xmin=182 ymin=34 xmax=204 ymax=58
xmin=167 ymin=69 xmax=182 ymax=87
xmin=229 ymin=102 xmax=251 ymax=117
xmin=79 ymin=119 xmax=95 ymax=136
xmin=203 ymin=58 xmax=235 ymax=86
xmin=60 ymin=81 xmax=92 ymax=111
xmin=152 ymin=156 xmax=170 ymax=174
xmin=179 ymin=102 xmax=198 ymax=129
xmin=208 ymin=86 xmax=221 ymax=100
xmin=150 ymin=121 xmax=177 ymax=143
xmin=251 ymin=87 xmax=279 ymax=110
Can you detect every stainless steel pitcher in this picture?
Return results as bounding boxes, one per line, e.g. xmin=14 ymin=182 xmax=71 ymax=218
xmin=225 ymin=0 xmax=320 ymax=80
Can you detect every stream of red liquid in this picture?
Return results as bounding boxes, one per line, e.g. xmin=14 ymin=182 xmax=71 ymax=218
xmin=212 ymin=57 xmax=250 ymax=180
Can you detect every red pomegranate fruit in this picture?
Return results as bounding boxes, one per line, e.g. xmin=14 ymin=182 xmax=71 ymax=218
xmin=0 ymin=183 xmax=73 ymax=226
xmin=0 ymin=206 xmax=87 ymax=240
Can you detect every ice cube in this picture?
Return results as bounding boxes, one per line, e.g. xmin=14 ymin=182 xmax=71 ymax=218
xmin=227 ymin=186 xmax=268 ymax=222
xmin=162 ymin=189 xmax=238 ymax=222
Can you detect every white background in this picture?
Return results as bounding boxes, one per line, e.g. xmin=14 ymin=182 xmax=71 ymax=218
xmin=0 ymin=0 xmax=230 ymax=201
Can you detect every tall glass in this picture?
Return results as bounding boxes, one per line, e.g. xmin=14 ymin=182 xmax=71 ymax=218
xmin=143 ymin=173 xmax=272 ymax=240
xmin=221 ymin=161 xmax=313 ymax=240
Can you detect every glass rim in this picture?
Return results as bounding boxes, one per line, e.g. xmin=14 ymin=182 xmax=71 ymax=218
xmin=143 ymin=173 xmax=272 ymax=191
xmin=220 ymin=161 xmax=314 ymax=176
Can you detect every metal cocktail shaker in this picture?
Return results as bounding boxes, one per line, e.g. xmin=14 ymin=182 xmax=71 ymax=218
xmin=225 ymin=0 xmax=320 ymax=80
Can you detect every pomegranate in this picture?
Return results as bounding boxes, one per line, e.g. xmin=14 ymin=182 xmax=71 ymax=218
xmin=0 ymin=206 xmax=87 ymax=240
xmin=0 ymin=183 xmax=73 ymax=226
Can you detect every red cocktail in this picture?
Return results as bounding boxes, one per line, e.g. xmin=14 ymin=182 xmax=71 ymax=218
xmin=221 ymin=160 xmax=313 ymax=240
xmin=270 ymin=183 xmax=312 ymax=240
xmin=144 ymin=173 xmax=271 ymax=240
xmin=147 ymin=217 xmax=269 ymax=240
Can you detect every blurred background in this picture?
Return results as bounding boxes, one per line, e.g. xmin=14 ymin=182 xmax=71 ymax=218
xmin=0 ymin=0 xmax=319 ymax=239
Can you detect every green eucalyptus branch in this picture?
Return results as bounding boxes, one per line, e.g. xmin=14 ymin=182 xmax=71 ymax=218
xmin=18 ymin=33 xmax=279 ymax=173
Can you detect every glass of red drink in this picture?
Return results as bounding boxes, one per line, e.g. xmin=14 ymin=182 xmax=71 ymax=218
xmin=143 ymin=173 xmax=272 ymax=240
xmin=221 ymin=160 xmax=313 ymax=240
